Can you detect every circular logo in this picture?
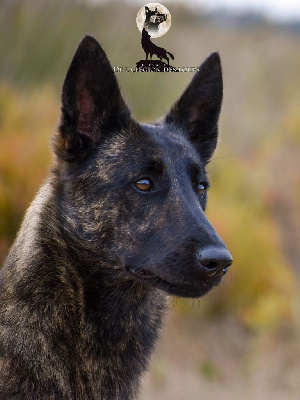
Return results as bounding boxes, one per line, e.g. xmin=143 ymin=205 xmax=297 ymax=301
xmin=136 ymin=3 xmax=171 ymax=39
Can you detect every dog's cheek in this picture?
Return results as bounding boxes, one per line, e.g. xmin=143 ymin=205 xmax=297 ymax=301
xmin=113 ymin=202 xmax=177 ymax=265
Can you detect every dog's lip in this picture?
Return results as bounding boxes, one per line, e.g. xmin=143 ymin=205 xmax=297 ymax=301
xmin=126 ymin=266 xmax=157 ymax=280
xmin=125 ymin=266 xmax=224 ymax=298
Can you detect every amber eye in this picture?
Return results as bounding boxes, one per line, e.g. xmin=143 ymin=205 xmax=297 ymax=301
xmin=134 ymin=178 xmax=153 ymax=192
xmin=198 ymin=183 xmax=206 ymax=197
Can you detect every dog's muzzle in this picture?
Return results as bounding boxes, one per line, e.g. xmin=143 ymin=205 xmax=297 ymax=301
xmin=125 ymin=245 xmax=232 ymax=298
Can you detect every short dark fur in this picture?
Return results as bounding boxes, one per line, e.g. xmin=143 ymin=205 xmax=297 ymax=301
xmin=0 ymin=36 xmax=232 ymax=399
xmin=141 ymin=28 xmax=174 ymax=65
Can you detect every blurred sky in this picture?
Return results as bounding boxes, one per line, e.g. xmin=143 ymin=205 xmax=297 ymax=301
xmin=190 ymin=0 xmax=300 ymax=21
xmin=122 ymin=0 xmax=300 ymax=22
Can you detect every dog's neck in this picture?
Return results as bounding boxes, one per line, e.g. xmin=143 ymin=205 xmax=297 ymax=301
xmin=65 ymin=254 xmax=167 ymax=398
xmin=79 ymin=272 xmax=167 ymax=398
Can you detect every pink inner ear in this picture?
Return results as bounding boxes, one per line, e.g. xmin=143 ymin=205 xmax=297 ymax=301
xmin=76 ymin=79 xmax=95 ymax=136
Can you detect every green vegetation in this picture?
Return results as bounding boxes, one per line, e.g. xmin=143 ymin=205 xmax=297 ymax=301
xmin=0 ymin=0 xmax=299 ymax=336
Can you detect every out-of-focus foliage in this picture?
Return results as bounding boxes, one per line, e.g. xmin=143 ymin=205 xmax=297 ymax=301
xmin=0 ymin=85 xmax=53 ymax=254
xmin=0 ymin=0 xmax=299 ymax=333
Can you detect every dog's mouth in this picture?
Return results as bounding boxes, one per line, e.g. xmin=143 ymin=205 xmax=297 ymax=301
xmin=125 ymin=266 xmax=223 ymax=298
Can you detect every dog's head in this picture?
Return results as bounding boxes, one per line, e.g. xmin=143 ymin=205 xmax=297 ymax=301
xmin=53 ymin=36 xmax=232 ymax=298
xmin=155 ymin=13 xmax=167 ymax=24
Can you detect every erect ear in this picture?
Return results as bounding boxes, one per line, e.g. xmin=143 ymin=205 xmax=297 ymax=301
xmin=54 ymin=35 xmax=130 ymax=162
xmin=165 ymin=52 xmax=223 ymax=163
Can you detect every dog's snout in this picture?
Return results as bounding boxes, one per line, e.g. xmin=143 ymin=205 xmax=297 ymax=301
xmin=198 ymin=246 xmax=233 ymax=275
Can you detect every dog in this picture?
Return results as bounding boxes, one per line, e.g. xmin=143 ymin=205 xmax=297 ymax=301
xmin=141 ymin=28 xmax=174 ymax=65
xmin=144 ymin=6 xmax=167 ymax=33
xmin=0 ymin=36 xmax=232 ymax=399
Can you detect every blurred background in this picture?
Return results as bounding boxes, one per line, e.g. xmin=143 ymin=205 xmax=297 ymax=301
xmin=0 ymin=0 xmax=299 ymax=398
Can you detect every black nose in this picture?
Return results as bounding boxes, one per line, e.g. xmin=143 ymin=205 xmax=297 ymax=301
xmin=198 ymin=246 xmax=233 ymax=276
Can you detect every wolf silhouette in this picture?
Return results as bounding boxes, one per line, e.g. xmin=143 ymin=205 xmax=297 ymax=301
xmin=141 ymin=28 xmax=174 ymax=65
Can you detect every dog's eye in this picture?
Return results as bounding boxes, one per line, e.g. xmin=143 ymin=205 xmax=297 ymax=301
xmin=198 ymin=183 xmax=206 ymax=197
xmin=134 ymin=178 xmax=153 ymax=192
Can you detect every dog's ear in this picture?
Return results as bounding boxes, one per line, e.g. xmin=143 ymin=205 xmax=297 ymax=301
xmin=166 ymin=52 xmax=223 ymax=163
xmin=54 ymin=35 xmax=130 ymax=162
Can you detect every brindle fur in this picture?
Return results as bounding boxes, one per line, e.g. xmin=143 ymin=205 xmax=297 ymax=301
xmin=0 ymin=36 xmax=231 ymax=399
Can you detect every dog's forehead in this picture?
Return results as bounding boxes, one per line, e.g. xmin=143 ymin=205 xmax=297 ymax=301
xmin=142 ymin=123 xmax=201 ymax=165
xmin=93 ymin=122 xmax=202 ymax=181
xmin=99 ymin=122 xmax=200 ymax=163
